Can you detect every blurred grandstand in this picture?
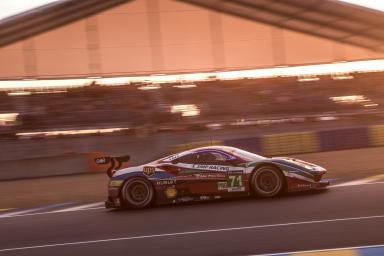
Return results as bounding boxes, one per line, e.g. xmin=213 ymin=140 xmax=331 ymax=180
xmin=1 ymin=0 xmax=384 ymax=141
xmin=1 ymin=69 xmax=384 ymax=140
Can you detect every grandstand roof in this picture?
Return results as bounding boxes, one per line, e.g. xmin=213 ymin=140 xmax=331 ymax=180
xmin=0 ymin=0 xmax=132 ymax=47
xmin=0 ymin=0 xmax=384 ymax=52
xmin=181 ymin=0 xmax=384 ymax=52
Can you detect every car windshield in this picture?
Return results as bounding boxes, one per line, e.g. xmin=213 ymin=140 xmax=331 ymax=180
xmin=232 ymin=148 xmax=265 ymax=162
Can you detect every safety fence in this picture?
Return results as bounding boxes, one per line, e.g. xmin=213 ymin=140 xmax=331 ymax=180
xmin=2 ymin=124 xmax=384 ymax=180
xmin=171 ymin=125 xmax=384 ymax=157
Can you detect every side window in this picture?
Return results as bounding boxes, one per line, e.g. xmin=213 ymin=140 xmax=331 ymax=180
xmin=173 ymin=153 xmax=198 ymax=164
xmin=173 ymin=150 xmax=238 ymax=165
xmin=196 ymin=151 xmax=234 ymax=165
xmin=211 ymin=152 xmax=227 ymax=162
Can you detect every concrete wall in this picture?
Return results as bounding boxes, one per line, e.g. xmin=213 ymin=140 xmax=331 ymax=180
xmin=1 ymin=124 xmax=384 ymax=180
xmin=1 ymin=0 xmax=384 ymax=79
xmin=0 ymin=153 xmax=88 ymax=180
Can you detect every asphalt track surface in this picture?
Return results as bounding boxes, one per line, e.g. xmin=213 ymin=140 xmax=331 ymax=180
xmin=1 ymin=182 xmax=383 ymax=256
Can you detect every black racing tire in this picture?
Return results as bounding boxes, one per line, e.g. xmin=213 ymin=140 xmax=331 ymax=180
xmin=121 ymin=177 xmax=154 ymax=209
xmin=251 ymin=165 xmax=284 ymax=198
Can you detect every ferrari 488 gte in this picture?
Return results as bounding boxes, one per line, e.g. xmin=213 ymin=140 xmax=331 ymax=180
xmin=98 ymin=146 xmax=329 ymax=209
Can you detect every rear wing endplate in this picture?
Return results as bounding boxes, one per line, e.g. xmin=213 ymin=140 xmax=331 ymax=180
xmin=94 ymin=155 xmax=130 ymax=177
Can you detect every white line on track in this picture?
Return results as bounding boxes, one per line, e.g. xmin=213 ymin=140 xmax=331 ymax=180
xmin=0 ymin=208 xmax=47 ymax=218
xmin=0 ymin=203 xmax=75 ymax=218
xmin=1 ymin=214 xmax=384 ymax=252
xmin=0 ymin=205 xmax=105 ymax=219
xmin=53 ymin=202 xmax=104 ymax=212
xmin=251 ymin=243 xmax=384 ymax=256
xmin=331 ymin=174 xmax=384 ymax=187
xmin=331 ymin=180 xmax=384 ymax=188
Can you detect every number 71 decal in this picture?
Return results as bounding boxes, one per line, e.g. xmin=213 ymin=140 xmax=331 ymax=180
xmin=218 ymin=174 xmax=245 ymax=192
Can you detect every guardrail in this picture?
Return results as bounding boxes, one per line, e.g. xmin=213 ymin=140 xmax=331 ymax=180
xmin=173 ymin=125 xmax=384 ymax=156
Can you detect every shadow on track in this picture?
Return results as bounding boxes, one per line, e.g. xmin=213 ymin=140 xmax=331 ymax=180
xmin=107 ymin=188 xmax=330 ymax=215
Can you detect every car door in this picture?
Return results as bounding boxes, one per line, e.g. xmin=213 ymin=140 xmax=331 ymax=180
xmin=208 ymin=151 xmax=247 ymax=193
xmin=169 ymin=151 xmax=223 ymax=196
xmin=172 ymin=150 xmax=245 ymax=195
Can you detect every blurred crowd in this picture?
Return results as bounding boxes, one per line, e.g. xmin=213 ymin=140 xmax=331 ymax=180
xmin=1 ymin=71 xmax=384 ymax=138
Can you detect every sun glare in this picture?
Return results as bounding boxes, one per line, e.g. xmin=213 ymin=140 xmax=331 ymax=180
xmin=0 ymin=0 xmax=59 ymax=21
xmin=338 ymin=0 xmax=384 ymax=12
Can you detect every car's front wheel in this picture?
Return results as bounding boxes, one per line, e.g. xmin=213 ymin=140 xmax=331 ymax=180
xmin=251 ymin=166 xmax=284 ymax=197
xmin=121 ymin=177 xmax=154 ymax=208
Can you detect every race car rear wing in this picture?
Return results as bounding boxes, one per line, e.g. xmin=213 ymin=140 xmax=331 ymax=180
xmin=94 ymin=155 xmax=130 ymax=177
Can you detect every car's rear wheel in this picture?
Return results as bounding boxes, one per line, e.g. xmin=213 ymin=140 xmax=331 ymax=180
xmin=251 ymin=166 xmax=284 ymax=197
xmin=121 ymin=177 xmax=154 ymax=208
